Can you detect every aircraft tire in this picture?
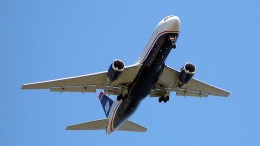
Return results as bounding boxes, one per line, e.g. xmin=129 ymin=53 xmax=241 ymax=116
xmin=117 ymin=94 xmax=123 ymax=101
xmin=159 ymin=97 xmax=163 ymax=103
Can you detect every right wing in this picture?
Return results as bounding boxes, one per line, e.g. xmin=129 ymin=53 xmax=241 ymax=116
xmin=177 ymin=78 xmax=230 ymax=97
xmin=22 ymin=64 xmax=141 ymax=95
xmin=152 ymin=66 xmax=230 ymax=98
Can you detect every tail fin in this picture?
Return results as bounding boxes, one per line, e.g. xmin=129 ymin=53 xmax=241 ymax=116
xmin=98 ymin=92 xmax=114 ymax=117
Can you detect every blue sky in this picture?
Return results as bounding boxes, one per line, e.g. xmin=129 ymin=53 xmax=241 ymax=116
xmin=1 ymin=0 xmax=260 ymax=146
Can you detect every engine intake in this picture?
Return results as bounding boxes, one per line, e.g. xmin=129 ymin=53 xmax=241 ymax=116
xmin=107 ymin=59 xmax=125 ymax=82
xmin=179 ymin=62 xmax=196 ymax=86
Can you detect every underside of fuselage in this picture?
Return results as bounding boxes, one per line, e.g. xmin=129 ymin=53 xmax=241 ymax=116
xmin=111 ymin=32 xmax=179 ymax=131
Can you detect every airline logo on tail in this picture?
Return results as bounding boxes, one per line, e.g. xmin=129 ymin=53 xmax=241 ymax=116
xmin=98 ymin=92 xmax=114 ymax=117
xmin=105 ymin=100 xmax=110 ymax=115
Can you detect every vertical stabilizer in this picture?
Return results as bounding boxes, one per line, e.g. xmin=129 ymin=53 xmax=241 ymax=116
xmin=98 ymin=92 xmax=114 ymax=117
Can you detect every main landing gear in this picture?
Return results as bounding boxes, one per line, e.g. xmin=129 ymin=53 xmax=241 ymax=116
xmin=117 ymin=94 xmax=128 ymax=101
xmin=158 ymin=95 xmax=170 ymax=103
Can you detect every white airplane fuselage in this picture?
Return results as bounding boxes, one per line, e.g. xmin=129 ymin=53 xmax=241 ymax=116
xmin=106 ymin=16 xmax=181 ymax=134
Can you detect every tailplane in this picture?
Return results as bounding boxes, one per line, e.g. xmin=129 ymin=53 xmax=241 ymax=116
xmin=66 ymin=92 xmax=147 ymax=133
xmin=66 ymin=119 xmax=108 ymax=130
xmin=118 ymin=120 xmax=147 ymax=132
xmin=66 ymin=119 xmax=147 ymax=132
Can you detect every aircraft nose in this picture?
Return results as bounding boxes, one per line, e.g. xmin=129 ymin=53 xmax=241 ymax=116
xmin=167 ymin=16 xmax=181 ymax=32
xmin=159 ymin=15 xmax=181 ymax=32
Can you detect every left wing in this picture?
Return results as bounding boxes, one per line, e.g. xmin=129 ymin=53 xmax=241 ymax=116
xmin=22 ymin=64 xmax=141 ymax=95
xmin=151 ymin=66 xmax=230 ymax=98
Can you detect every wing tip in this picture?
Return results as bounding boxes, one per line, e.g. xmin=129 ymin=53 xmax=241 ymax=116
xmin=65 ymin=125 xmax=86 ymax=130
xmin=225 ymin=91 xmax=231 ymax=97
xmin=209 ymin=90 xmax=231 ymax=97
xmin=221 ymin=90 xmax=231 ymax=97
xmin=21 ymin=85 xmax=27 ymax=90
xmin=21 ymin=84 xmax=35 ymax=90
xmin=65 ymin=126 xmax=72 ymax=130
xmin=143 ymin=128 xmax=148 ymax=132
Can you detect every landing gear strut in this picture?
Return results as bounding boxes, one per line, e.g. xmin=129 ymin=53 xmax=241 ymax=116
xmin=173 ymin=44 xmax=176 ymax=49
xmin=169 ymin=36 xmax=177 ymax=49
xmin=159 ymin=95 xmax=170 ymax=103
xmin=117 ymin=94 xmax=128 ymax=101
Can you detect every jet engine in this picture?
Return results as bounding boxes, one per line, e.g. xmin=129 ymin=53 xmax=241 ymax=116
xmin=178 ymin=62 xmax=196 ymax=86
xmin=107 ymin=59 xmax=125 ymax=82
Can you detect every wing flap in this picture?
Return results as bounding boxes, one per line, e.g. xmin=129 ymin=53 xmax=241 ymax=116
xmin=50 ymin=86 xmax=96 ymax=92
xmin=176 ymin=89 xmax=208 ymax=97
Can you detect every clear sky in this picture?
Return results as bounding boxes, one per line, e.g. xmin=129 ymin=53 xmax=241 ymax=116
xmin=1 ymin=0 xmax=260 ymax=146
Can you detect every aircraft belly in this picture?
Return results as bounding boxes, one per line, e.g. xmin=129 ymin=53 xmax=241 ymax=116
xmin=112 ymin=32 xmax=178 ymax=130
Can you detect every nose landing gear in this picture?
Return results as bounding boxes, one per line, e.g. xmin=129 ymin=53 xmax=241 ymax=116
xmin=169 ymin=36 xmax=177 ymax=49
xmin=172 ymin=44 xmax=176 ymax=49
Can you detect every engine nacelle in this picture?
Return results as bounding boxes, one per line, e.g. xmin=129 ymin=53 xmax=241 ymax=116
xmin=179 ymin=62 xmax=196 ymax=86
xmin=107 ymin=59 xmax=125 ymax=82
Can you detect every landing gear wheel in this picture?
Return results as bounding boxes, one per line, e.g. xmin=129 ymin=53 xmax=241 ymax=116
xmin=117 ymin=94 xmax=123 ymax=101
xmin=165 ymin=96 xmax=170 ymax=102
xmin=122 ymin=94 xmax=128 ymax=101
xmin=166 ymin=96 xmax=170 ymax=101
xmin=159 ymin=97 xmax=163 ymax=103
xmin=173 ymin=44 xmax=176 ymax=49
xmin=117 ymin=94 xmax=128 ymax=101
xmin=159 ymin=95 xmax=170 ymax=103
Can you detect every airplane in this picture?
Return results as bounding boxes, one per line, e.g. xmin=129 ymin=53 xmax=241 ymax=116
xmin=22 ymin=15 xmax=230 ymax=134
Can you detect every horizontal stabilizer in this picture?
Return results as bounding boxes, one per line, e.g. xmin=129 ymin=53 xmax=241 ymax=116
xmin=66 ymin=119 xmax=147 ymax=133
xmin=118 ymin=120 xmax=147 ymax=132
xmin=66 ymin=119 xmax=108 ymax=130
